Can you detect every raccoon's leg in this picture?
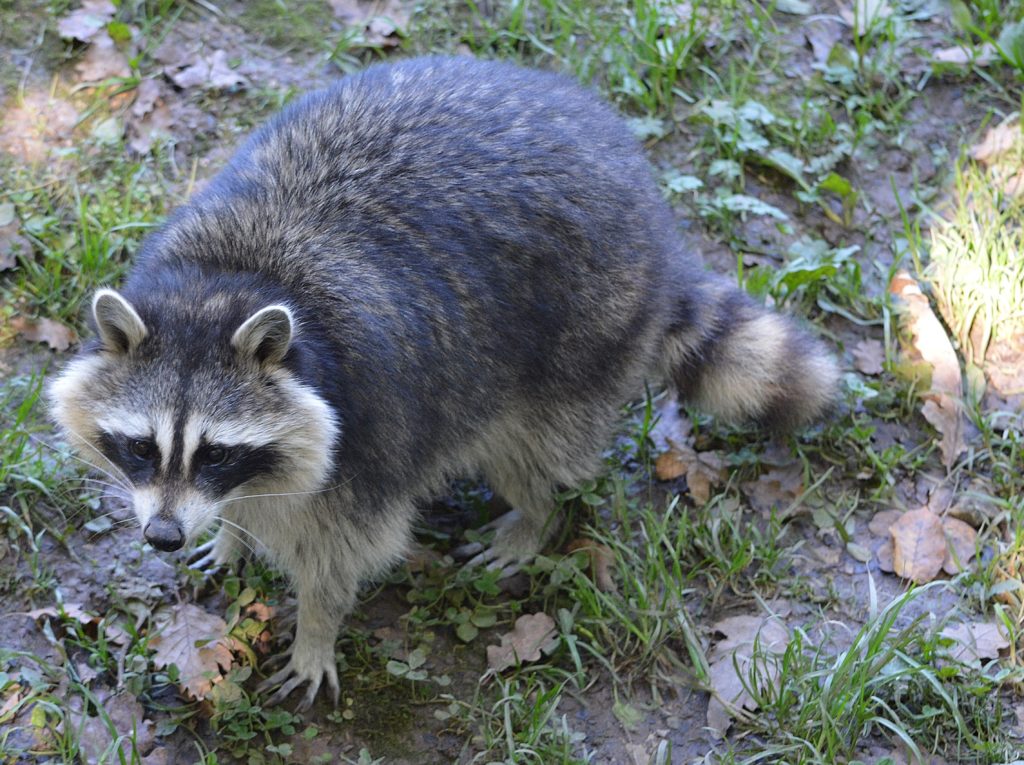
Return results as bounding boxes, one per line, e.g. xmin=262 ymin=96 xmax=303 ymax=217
xmin=256 ymin=496 xmax=415 ymax=710
xmin=661 ymin=273 xmax=838 ymax=430
xmin=458 ymin=414 xmax=610 ymax=577
xmin=258 ymin=576 xmax=352 ymax=710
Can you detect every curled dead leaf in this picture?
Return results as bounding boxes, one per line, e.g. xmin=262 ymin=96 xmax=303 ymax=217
xmin=485 ymin=612 xmax=558 ymax=673
xmin=10 ymin=315 xmax=77 ymax=351
xmin=852 ymin=338 xmax=885 ymax=376
xmin=940 ymin=621 xmax=1009 ymax=662
xmin=57 ymin=0 xmax=116 ymax=43
xmin=890 ymin=507 xmax=945 ymax=584
xmin=890 ymin=271 xmax=966 ymax=469
xmin=566 ymin=538 xmax=616 ymax=593
xmin=941 ymin=517 xmax=976 ymax=575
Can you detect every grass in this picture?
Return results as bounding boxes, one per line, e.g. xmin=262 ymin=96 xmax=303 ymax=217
xmin=2 ymin=0 xmax=1024 ymax=762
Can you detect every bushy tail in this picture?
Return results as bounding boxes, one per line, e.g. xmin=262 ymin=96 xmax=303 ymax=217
xmin=661 ymin=275 xmax=839 ymax=432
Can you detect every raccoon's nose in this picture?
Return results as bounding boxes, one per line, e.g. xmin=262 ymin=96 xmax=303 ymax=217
xmin=144 ymin=518 xmax=184 ymax=551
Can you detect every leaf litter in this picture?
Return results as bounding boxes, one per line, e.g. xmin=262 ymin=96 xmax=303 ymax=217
xmin=890 ymin=271 xmax=967 ymax=469
xmin=705 ymin=612 xmax=790 ymax=737
xmin=485 ymin=612 xmax=559 ymax=673
xmin=149 ymin=603 xmax=242 ymax=701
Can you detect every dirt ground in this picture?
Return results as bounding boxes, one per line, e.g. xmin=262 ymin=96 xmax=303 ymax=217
xmin=2 ymin=1 xmax=1023 ymax=764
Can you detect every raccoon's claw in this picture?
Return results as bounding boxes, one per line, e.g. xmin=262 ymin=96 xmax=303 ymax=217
xmin=257 ymin=651 xmax=340 ymax=712
xmin=457 ymin=511 xmax=540 ymax=579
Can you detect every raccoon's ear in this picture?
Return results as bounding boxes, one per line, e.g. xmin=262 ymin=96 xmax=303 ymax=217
xmin=93 ymin=289 xmax=148 ymax=354
xmin=232 ymin=305 xmax=293 ymax=366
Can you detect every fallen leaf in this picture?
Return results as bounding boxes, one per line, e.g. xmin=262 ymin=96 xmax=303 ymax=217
xmin=940 ymin=622 xmax=1009 ymax=662
xmin=852 ymin=338 xmax=885 ymax=375
xmin=75 ymin=31 xmax=131 ymax=82
xmin=169 ymin=49 xmax=247 ymax=90
xmin=890 ymin=272 xmax=966 ymax=469
xmin=149 ymin=604 xmax=237 ymax=700
xmin=329 ymin=0 xmax=410 ymax=47
xmin=934 ymin=42 xmax=996 ymax=66
xmin=26 ymin=603 xmax=95 ymax=624
xmin=941 ymin=517 xmax=976 ymax=575
xmin=705 ymin=614 xmax=790 ymax=737
xmin=741 ymin=464 xmax=803 ymax=514
xmin=485 ymin=612 xmax=558 ymax=673
xmin=804 ymin=18 xmax=843 ymax=64
xmin=970 ymin=121 xmax=1021 ymax=164
xmin=57 ymin=0 xmax=116 ymax=43
xmin=876 ymin=539 xmax=894 ymax=572
xmin=0 ymin=207 xmax=30 ymax=271
xmin=566 ymin=538 xmax=616 ymax=593
xmin=68 ymin=690 xmax=155 ymax=765
xmin=840 ymin=0 xmax=892 ymax=36
xmin=649 ymin=395 xmax=692 ymax=452
xmin=10 ymin=316 xmax=77 ymax=351
xmin=868 ymin=509 xmax=902 ymax=538
xmin=890 ymin=507 xmax=946 ymax=584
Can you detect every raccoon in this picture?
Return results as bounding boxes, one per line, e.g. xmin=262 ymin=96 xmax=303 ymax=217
xmin=50 ymin=56 xmax=837 ymax=709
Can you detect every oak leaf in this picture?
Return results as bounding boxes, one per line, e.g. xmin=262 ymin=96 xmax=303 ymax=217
xmin=852 ymin=338 xmax=885 ymax=375
xmin=890 ymin=507 xmax=945 ymax=583
xmin=941 ymin=622 xmax=1009 ymax=662
xmin=485 ymin=612 xmax=558 ymax=673
xmin=149 ymin=604 xmax=237 ymax=700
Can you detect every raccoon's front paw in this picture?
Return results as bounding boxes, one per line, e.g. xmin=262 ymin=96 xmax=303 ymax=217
xmin=256 ymin=640 xmax=340 ymax=712
xmin=188 ymin=532 xmax=242 ymax=576
xmin=454 ymin=510 xmax=544 ymax=579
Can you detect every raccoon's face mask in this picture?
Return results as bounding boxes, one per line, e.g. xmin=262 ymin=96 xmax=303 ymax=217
xmin=49 ymin=290 xmax=339 ymax=551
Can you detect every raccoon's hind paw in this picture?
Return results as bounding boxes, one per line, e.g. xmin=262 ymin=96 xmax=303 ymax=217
xmin=454 ymin=510 xmax=544 ymax=579
xmin=257 ymin=645 xmax=340 ymax=712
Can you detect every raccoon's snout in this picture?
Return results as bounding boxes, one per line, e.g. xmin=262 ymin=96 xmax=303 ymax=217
xmin=144 ymin=517 xmax=185 ymax=552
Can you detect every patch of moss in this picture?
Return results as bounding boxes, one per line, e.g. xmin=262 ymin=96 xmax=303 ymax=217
xmin=237 ymin=0 xmax=337 ymax=52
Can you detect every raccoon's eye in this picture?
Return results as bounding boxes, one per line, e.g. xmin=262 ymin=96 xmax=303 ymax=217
xmin=128 ymin=438 xmax=156 ymax=460
xmin=203 ymin=446 xmax=230 ymax=467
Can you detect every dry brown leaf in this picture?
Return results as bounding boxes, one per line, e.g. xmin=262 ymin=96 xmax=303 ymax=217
xmin=329 ymin=0 xmax=410 ymax=46
xmin=741 ymin=464 xmax=803 ymax=514
xmin=566 ymin=538 xmax=616 ymax=593
xmin=10 ymin=316 xmax=77 ymax=351
xmin=0 ymin=210 xmax=30 ymax=271
xmin=75 ymin=31 xmax=131 ymax=82
xmin=890 ymin=271 xmax=966 ymax=468
xmin=149 ymin=604 xmax=236 ymax=700
xmin=650 ymin=395 xmax=692 ymax=452
xmin=940 ymin=622 xmax=1009 ymax=662
xmin=970 ymin=121 xmax=1021 ymax=164
xmin=941 ymin=517 xmax=976 ymax=575
xmin=706 ymin=614 xmax=789 ymax=737
xmin=852 ymin=338 xmax=885 ymax=375
xmin=876 ymin=539 xmax=894 ymax=572
xmin=868 ymin=509 xmax=902 ymax=538
xmin=934 ymin=42 xmax=996 ymax=66
xmin=890 ymin=507 xmax=945 ymax=583
xmin=485 ymin=612 xmax=558 ymax=673
xmin=839 ymin=0 xmax=892 ymax=35
xmin=654 ymin=445 xmax=691 ymax=480
xmin=170 ymin=49 xmax=247 ymax=90
xmin=57 ymin=0 xmax=116 ymax=42
xmin=26 ymin=603 xmax=95 ymax=624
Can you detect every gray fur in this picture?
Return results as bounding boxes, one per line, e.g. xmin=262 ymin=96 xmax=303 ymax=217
xmin=49 ymin=56 xmax=838 ymax=708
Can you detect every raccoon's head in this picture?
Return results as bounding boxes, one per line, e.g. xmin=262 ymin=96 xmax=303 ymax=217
xmin=49 ymin=288 xmax=339 ymax=552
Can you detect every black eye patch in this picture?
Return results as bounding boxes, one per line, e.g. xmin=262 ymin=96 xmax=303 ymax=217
xmin=98 ymin=431 xmax=160 ymax=485
xmin=193 ymin=442 xmax=282 ymax=496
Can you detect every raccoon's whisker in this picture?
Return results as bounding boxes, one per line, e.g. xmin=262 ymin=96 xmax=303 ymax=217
xmin=217 ymin=479 xmax=355 ymax=508
xmin=28 ymin=433 xmax=129 ymax=490
xmin=215 ymin=517 xmax=267 ymax=557
xmin=54 ymin=426 xmax=133 ymax=488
